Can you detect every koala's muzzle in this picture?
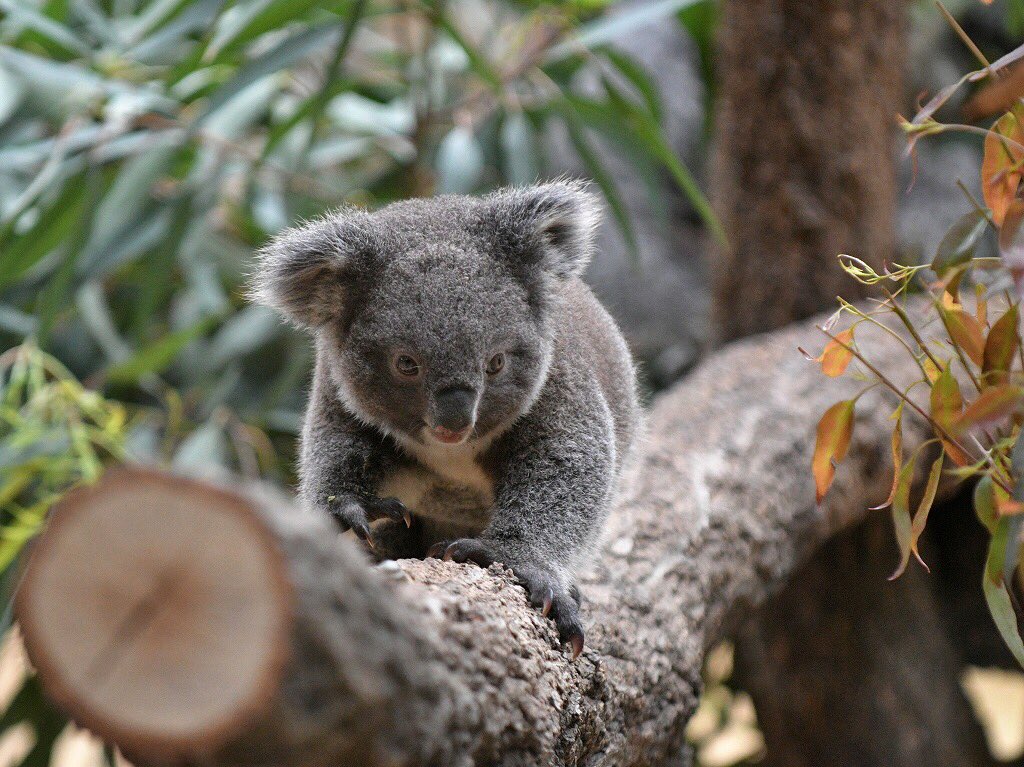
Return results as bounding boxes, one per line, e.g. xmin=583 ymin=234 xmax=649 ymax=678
xmin=429 ymin=386 xmax=477 ymax=443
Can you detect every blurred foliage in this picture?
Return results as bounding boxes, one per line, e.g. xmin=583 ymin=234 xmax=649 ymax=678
xmin=815 ymin=2 xmax=1024 ymax=672
xmin=0 ymin=0 xmax=718 ymax=492
xmin=0 ymin=342 xmax=128 ymax=629
xmin=0 ymin=342 xmax=126 ymax=766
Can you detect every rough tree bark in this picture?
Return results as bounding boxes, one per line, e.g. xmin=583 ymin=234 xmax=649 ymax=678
xmin=712 ymin=0 xmax=903 ymax=342
xmin=18 ymin=310 xmax=945 ymax=767
xmin=712 ymin=1 xmax=996 ymax=764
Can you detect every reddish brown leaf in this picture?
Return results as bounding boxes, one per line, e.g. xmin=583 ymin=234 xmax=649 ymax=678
xmin=872 ymin=404 xmax=904 ymax=510
xmin=813 ymin=400 xmax=855 ymax=504
xmin=966 ymin=60 xmax=1024 ymax=120
xmin=931 ymin=366 xmax=972 ymax=465
xmin=942 ymin=307 xmax=986 ymax=365
xmin=951 ymin=385 xmax=1024 ymax=434
xmin=995 ymin=481 xmax=1024 ymax=516
xmin=1000 ymin=200 xmax=1024 ymax=277
xmin=983 ymin=112 xmax=1024 ymax=227
xmin=984 ymin=306 xmax=1020 ymax=385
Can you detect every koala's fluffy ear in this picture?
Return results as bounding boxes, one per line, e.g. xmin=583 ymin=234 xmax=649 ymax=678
xmin=486 ymin=180 xmax=601 ymax=279
xmin=250 ymin=215 xmax=357 ymax=329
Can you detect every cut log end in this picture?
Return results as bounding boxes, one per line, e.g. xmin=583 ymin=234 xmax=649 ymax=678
xmin=16 ymin=468 xmax=294 ymax=759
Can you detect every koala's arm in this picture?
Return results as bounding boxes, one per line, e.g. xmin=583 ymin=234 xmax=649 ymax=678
xmin=300 ymin=365 xmax=411 ymax=544
xmin=435 ymin=380 xmax=616 ymax=654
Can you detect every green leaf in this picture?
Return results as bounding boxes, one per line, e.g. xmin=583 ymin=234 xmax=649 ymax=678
xmin=568 ymin=83 xmax=725 ymax=244
xmin=194 ymin=23 xmax=339 ymax=126
xmin=984 ymin=516 xmax=1024 ymax=668
xmin=888 ymin=449 xmax=917 ymax=580
xmin=500 ymin=112 xmax=540 ymax=187
xmin=560 ymin=111 xmax=637 ymax=259
xmin=204 ymin=0 xmax=342 ymax=61
xmin=435 ymin=126 xmax=484 ymax=195
xmin=172 ymin=418 xmax=229 ymax=476
xmin=0 ymin=172 xmax=89 ymax=290
xmin=81 ymin=139 xmax=181 ymax=260
xmin=547 ymin=0 xmax=703 ymax=61
xmin=36 ymin=168 xmax=104 ymax=347
xmin=0 ymin=0 xmax=92 ymax=57
xmin=603 ymin=49 xmax=663 ymax=123
xmin=678 ymin=0 xmax=716 ymax=108
xmin=932 ymin=209 xmax=989 ymax=277
xmin=105 ymin=316 xmax=218 ymax=385
xmin=976 ymin=474 xmax=998 ymax=533
xmin=0 ymin=676 xmax=66 ymax=767
xmin=437 ymin=12 xmax=501 ymax=89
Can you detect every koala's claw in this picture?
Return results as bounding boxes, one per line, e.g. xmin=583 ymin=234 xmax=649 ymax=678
xmin=330 ymin=495 xmax=412 ymax=550
xmin=364 ymin=496 xmax=412 ymax=528
xmin=427 ymin=537 xmax=586 ymax=660
xmin=568 ymin=632 xmax=585 ymax=661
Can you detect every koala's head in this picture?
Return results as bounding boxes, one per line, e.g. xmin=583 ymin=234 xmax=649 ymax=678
xmin=251 ymin=181 xmax=600 ymax=448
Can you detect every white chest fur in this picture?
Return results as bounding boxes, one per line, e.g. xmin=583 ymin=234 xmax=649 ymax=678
xmin=379 ymin=435 xmax=495 ymax=525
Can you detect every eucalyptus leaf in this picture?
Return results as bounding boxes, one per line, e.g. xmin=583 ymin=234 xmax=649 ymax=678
xmin=547 ymin=0 xmax=702 ymax=61
xmin=106 ymin=315 xmax=217 ymax=385
xmin=932 ymin=209 xmax=989 ymax=276
xmin=435 ymin=126 xmax=484 ymax=195
xmin=195 ymin=23 xmax=339 ymax=126
xmin=172 ymin=418 xmax=229 ymax=477
xmin=500 ymin=112 xmax=539 ymax=187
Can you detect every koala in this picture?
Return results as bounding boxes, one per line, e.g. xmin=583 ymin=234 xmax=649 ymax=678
xmin=252 ymin=181 xmax=640 ymax=658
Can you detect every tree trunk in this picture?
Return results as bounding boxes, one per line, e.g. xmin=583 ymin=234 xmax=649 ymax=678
xmin=713 ymin=1 xmax=996 ymax=764
xmin=712 ymin=0 xmax=903 ymax=342
xmin=734 ymin=513 xmax=992 ymax=767
xmin=17 ymin=309 xmax=939 ymax=767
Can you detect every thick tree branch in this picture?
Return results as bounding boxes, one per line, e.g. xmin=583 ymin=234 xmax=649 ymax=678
xmin=18 ymin=310 xmax=931 ymax=766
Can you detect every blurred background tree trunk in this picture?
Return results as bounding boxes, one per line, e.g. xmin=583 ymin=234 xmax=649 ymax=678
xmin=712 ymin=1 xmax=996 ymax=764
xmin=713 ymin=0 xmax=900 ymax=342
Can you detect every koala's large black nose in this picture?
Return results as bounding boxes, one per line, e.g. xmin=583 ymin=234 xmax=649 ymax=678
xmin=431 ymin=386 xmax=477 ymax=434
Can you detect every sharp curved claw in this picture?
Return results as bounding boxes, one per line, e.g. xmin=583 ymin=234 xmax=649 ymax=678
xmin=568 ymin=632 xmax=584 ymax=661
xmin=442 ymin=543 xmax=455 ymax=562
xmin=426 ymin=540 xmax=449 ymax=559
xmin=402 ymin=508 xmax=412 ymax=528
xmin=350 ymin=522 xmax=371 ymax=544
xmin=542 ymin=588 xmax=554 ymax=618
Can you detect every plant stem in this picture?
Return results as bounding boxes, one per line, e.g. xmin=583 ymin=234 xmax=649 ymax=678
xmin=884 ymin=291 xmax=945 ymax=371
xmin=936 ymin=1 xmax=992 ymax=70
xmin=819 ymin=327 xmax=1015 ymax=495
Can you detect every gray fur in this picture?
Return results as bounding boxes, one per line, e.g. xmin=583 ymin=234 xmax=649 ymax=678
xmin=252 ymin=180 xmax=640 ymax=649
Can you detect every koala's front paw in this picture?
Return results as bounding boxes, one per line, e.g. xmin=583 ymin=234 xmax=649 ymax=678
xmin=329 ymin=494 xmax=411 ymax=548
xmin=427 ymin=538 xmax=585 ymax=660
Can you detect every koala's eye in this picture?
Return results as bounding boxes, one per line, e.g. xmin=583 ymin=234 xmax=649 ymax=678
xmin=393 ymin=353 xmax=421 ymax=379
xmin=486 ymin=352 xmax=506 ymax=376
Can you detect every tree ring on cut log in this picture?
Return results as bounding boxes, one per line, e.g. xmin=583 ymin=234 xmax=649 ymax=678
xmin=16 ymin=467 xmax=294 ymax=759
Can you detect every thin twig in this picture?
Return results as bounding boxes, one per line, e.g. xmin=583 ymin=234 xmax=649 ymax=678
xmin=819 ymin=327 xmax=1015 ymax=495
xmin=936 ymin=1 xmax=993 ymax=71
